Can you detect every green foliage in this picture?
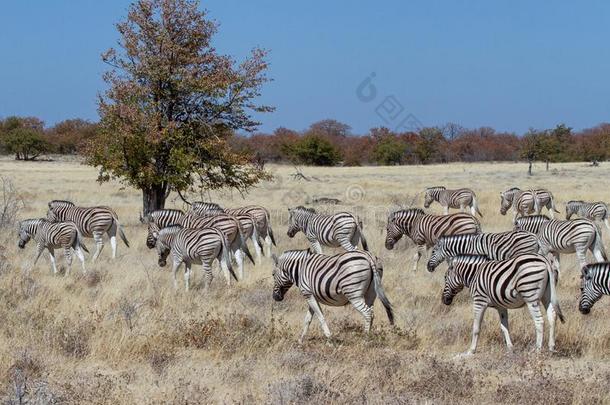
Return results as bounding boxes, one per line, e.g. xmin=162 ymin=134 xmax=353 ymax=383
xmin=3 ymin=127 xmax=50 ymax=160
xmin=416 ymin=127 xmax=446 ymax=164
xmin=289 ymin=135 xmax=342 ymax=166
xmin=372 ymin=136 xmax=406 ymax=165
xmin=85 ymin=0 xmax=272 ymax=212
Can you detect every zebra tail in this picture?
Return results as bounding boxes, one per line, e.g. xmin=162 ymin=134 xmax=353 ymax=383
xmin=594 ymin=224 xmax=608 ymax=261
xmin=74 ymin=228 xmax=90 ymax=254
xmin=357 ymin=217 xmax=369 ymax=251
xmin=236 ymin=220 xmax=256 ymax=265
xmin=473 ymin=195 xmax=483 ymax=217
xmin=116 ymin=218 xmax=130 ymax=248
xmin=532 ymin=190 xmax=541 ymax=214
xmin=547 ymin=258 xmax=565 ymax=324
xmin=265 ymin=209 xmax=277 ymax=246
xmin=220 ymin=230 xmax=238 ymax=282
xmin=372 ymin=259 xmax=394 ymax=325
xmin=250 ymin=216 xmax=263 ymax=252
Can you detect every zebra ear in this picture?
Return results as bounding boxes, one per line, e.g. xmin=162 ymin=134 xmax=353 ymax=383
xmin=581 ymin=266 xmax=589 ymax=278
xmin=271 ymin=253 xmax=278 ymax=266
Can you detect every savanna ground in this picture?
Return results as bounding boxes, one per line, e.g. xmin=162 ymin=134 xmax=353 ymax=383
xmin=1 ymin=158 xmax=610 ymax=404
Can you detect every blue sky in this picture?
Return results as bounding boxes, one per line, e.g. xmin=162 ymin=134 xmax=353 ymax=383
xmin=1 ymin=0 xmax=609 ymax=134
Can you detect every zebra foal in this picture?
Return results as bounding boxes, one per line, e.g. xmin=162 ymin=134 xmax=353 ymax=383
xmin=18 ymin=218 xmax=89 ymax=274
xmin=286 ymin=206 xmax=368 ymax=253
xmin=565 ymin=200 xmax=610 ymax=231
xmin=152 ymin=225 xmax=237 ymax=291
xmin=442 ymin=254 xmax=564 ymax=356
xmin=384 ymin=208 xmax=481 ymax=271
xmin=47 ymin=200 xmax=129 ymax=261
xmin=426 ymin=230 xmax=540 ymax=272
xmin=424 ymin=186 xmax=483 ymax=217
xmin=272 ymin=249 xmax=394 ymax=343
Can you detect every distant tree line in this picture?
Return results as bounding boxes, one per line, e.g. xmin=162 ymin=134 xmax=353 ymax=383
xmin=2 ymin=116 xmax=609 ymax=169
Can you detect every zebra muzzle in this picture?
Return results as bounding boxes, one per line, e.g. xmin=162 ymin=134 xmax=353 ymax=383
xmin=442 ymin=295 xmax=453 ymax=305
xmin=18 ymin=240 xmax=26 ymax=249
xmin=579 ymin=306 xmax=591 ymax=315
xmin=272 ymin=292 xmax=284 ymax=302
xmin=158 ymin=259 xmax=167 ymax=267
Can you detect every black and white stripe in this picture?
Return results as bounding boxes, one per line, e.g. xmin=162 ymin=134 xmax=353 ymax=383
xmin=384 ymin=208 xmax=481 ymax=271
xmin=18 ymin=218 xmax=89 ymax=274
xmin=146 ymin=209 xmax=186 ymax=228
xmin=579 ymin=262 xmax=610 ymax=314
xmin=424 ymin=186 xmax=483 ymax=217
xmin=47 ymin=200 xmax=129 ymax=261
xmin=287 ymin=206 xmax=368 ymax=253
xmin=500 ymin=188 xmax=558 ymax=221
xmin=152 ymin=224 xmax=237 ymax=291
xmin=514 ymin=216 xmax=607 ymax=270
xmin=190 ymin=202 xmax=277 ymax=256
xmin=426 ymin=230 xmax=540 ymax=272
xmin=443 ymin=254 xmax=564 ymax=355
xmin=566 ymin=200 xmax=610 ymax=230
xmin=271 ymin=249 xmax=394 ymax=343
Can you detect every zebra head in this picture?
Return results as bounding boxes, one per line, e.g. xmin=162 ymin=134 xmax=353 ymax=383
xmin=579 ymin=265 xmax=605 ymax=314
xmin=499 ymin=188 xmax=518 ymax=215
xmin=155 ymin=225 xmax=182 ymax=267
xmin=17 ymin=218 xmax=43 ymax=249
xmin=423 ymin=186 xmax=444 ymax=208
xmin=427 ymin=240 xmax=448 ymax=272
xmin=385 ymin=209 xmax=422 ymax=250
xmin=146 ymin=222 xmax=162 ymax=249
xmin=565 ymin=200 xmax=581 ymax=220
xmin=442 ymin=255 xmax=488 ymax=305
xmin=271 ymin=252 xmax=294 ymax=301
xmin=287 ymin=207 xmax=315 ymax=238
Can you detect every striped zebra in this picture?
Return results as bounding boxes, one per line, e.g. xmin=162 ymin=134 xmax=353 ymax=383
xmin=18 ymin=218 xmax=89 ymax=274
xmin=424 ymin=186 xmax=483 ymax=217
xmin=152 ymin=225 xmax=237 ymax=291
xmin=286 ymin=206 xmax=368 ymax=253
xmin=47 ymin=200 xmax=129 ymax=261
xmin=579 ymin=262 xmax=610 ymax=314
xmin=144 ymin=209 xmax=185 ymax=228
xmin=190 ymin=201 xmax=276 ymax=256
xmin=514 ymin=215 xmax=607 ymax=270
xmin=271 ymin=249 xmax=394 ymax=343
xmin=147 ymin=213 xmax=254 ymax=279
xmin=500 ymin=188 xmax=558 ymax=221
xmin=565 ymin=200 xmax=610 ymax=230
xmin=443 ymin=254 xmax=564 ymax=356
xmin=188 ymin=205 xmax=264 ymax=262
xmin=426 ymin=230 xmax=540 ymax=272
xmin=384 ymin=208 xmax=481 ymax=271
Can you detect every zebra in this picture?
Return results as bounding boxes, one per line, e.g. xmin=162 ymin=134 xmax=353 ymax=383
xmin=500 ymin=188 xmax=558 ymax=221
xmin=514 ymin=215 xmax=607 ymax=270
xmin=442 ymin=254 xmax=564 ymax=356
xmin=579 ymin=262 xmax=610 ymax=314
xmin=384 ymin=208 xmax=481 ymax=271
xmin=143 ymin=208 xmax=185 ymax=228
xmin=426 ymin=230 xmax=540 ymax=272
xmin=286 ymin=206 xmax=368 ymax=253
xmin=271 ymin=249 xmax=394 ymax=343
xmin=190 ymin=201 xmax=276 ymax=256
xmin=424 ymin=186 xmax=483 ymax=217
xmin=188 ymin=206 xmax=264 ymax=263
xmin=565 ymin=200 xmax=610 ymax=231
xmin=152 ymin=225 xmax=237 ymax=291
xmin=47 ymin=200 xmax=129 ymax=261
xmin=147 ymin=213 xmax=255 ymax=279
xmin=18 ymin=218 xmax=89 ymax=275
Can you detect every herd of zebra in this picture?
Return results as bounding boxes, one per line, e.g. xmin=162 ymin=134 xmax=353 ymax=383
xmin=14 ymin=185 xmax=610 ymax=355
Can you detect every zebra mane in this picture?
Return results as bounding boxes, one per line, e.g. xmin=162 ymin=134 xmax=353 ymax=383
xmin=566 ymin=200 xmax=584 ymax=204
xmin=389 ymin=207 xmax=425 ymax=220
xmin=449 ymin=254 xmax=489 ymax=266
xmin=505 ymin=187 xmax=520 ymax=193
xmin=517 ymin=214 xmax=551 ymax=221
xmin=19 ymin=218 xmax=47 ymax=228
xmin=159 ymin=224 xmax=184 ymax=233
xmin=48 ymin=199 xmax=74 ymax=208
xmin=292 ymin=206 xmax=316 ymax=214
xmin=193 ymin=201 xmax=223 ymax=209
xmin=426 ymin=186 xmax=446 ymax=191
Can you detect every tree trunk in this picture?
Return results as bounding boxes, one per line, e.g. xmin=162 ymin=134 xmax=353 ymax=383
xmin=528 ymin=160 xmax=533 ymax=176
xmin=546 ymin=160 xmax=549 ymax=171
xmin=142 ymin=184 xmax=168 ymax=215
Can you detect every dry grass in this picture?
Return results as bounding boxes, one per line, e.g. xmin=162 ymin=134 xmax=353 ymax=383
xmin=1 ymin=157 xmax=610 ymax=403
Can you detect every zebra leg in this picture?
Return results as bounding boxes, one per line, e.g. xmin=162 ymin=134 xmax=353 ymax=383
xmin=32 ymin=244 xmax=45 ymax=269
xmin=349 ymin=297 xmax=373 ymax=334
xmin=64 ymin=247 xmax=73 ymax=276
xmin=496 ymin=308 xmax=513 ymax=351
xmin=463 ymin=303 xmax=488 ymax=356
xmin=252 ymin=235 xmax=263 ymax=264
xmin=298 ymin=307 xmax=315 ymax=345
xmin=264 ymin=235 xmax=273 ymax=256
xmin=575 ymin=247 xmax=588 ymax=268
xmin=233 ymin=248 xmax=245 ymax=281
xmin=74 ymin=245 xmax=86 ymax=273
xmin=48 ymin=248 xmax=58 ymax=275
xmin=219 ymin=257 xmax=232 ymax=286
xmin=309 ymin=240 xmax=323 ymax=254
xmin=526 ymin=301 xmax=544 ymax=351
xmin=444 ymin=206 xmax=449 ymax=215
xmin=412 ymin=245 xmax=425 ymax=272
xmin=542 ymin=292 xmax=557 ymax=352
xmin=604 ymin=218 xmax=610 ymax=231
xmin=171 ymin=260 xmax=182 ymax=290
xmin=307 ymin=296 xmax=332 ymax=341
xmin=201 ymin=262 xmax=213 ymax=292
xmin=590 ymin=244 xmax=605 ymax=263
xmin=108 ymin=222 xmax=118 ymax=259
xmin=91 ymin=232 xmax=104 ymax=262
xmin=184 ymin=262 xmax=192 ymax=291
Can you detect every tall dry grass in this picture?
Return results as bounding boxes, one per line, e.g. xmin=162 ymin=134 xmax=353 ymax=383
xmin=1 ymin=157 xmax=610 ymax=403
